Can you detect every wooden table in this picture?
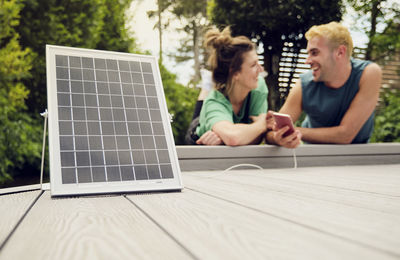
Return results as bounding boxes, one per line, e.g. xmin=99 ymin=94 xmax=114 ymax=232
xmin=1 ymin=162 xmax=399 ymax=259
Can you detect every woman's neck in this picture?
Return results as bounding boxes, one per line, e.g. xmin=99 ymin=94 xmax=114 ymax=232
xmin=228 ymin=83 xmax=250 ymax=115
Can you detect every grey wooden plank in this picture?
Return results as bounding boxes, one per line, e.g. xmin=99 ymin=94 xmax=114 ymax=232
xmin=261 ymin=164 xmax=400 ymax=196
xmin=177 ymin=144 xmax=400 ymax=171
xmin=177 ymin=143 xmax=400 ymax=159
xmin=0 ymin=184 xmax=41 ymax=195
xmin=0 ymin=190 xmax=41 ymax=246
xmin=0 ymin=183 xmax=50 ymax=195
xmin=182 ymin=167 xmax=400 ymax=256
xmin=179 ymin=155 xmax=400 ymax=171
xmin=185 ymin=168 xmax=400 ymax=215
xmin=127 ymin=189 xmax=397 ymax=260
xmin=185 ymin=164 xmax=400 ymax=196
xmin=0 ymin=191 xmax=191 ymax=260
xmin=180 ymin=157 xmax=294 ymax=171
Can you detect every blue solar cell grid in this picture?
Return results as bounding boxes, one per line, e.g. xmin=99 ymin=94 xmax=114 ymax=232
xmin=55 ymin=55 xmax=174 ymax=184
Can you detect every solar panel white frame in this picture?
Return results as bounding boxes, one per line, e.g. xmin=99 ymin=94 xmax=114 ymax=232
xmin=46 ymin=45 xmax=183 ymax=196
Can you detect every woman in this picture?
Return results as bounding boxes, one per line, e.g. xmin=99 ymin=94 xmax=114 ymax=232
xmin=194 ymin=27 xmax=272 ymax=146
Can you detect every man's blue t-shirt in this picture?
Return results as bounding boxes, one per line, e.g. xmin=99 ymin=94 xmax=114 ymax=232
xmin=300 ymin=59 xmax=374 ymax=143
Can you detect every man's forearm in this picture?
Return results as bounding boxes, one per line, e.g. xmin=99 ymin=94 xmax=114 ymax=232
xmin=299 ymin=126 xmax=354 ymax=144
xmin=265 ymin=130 xmax=277 ymax=145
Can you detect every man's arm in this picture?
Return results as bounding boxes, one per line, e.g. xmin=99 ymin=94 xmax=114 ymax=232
xmin=278 ymin=80 xmax=303 ymax=122
xmin=265 ymin=81 xmax=303 ymax=148
xmin=298 ymin=63 xmax=382 ymax=144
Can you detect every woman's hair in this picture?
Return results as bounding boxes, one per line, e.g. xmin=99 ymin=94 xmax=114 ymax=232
xmin=204 ymin=27 xmax=255 ymax=95
xmin=305 ymin=21 xmax=353 ymax=59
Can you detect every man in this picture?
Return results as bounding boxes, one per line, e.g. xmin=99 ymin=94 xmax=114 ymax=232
xmin=267 ymin=21 xmax=382 ymax=146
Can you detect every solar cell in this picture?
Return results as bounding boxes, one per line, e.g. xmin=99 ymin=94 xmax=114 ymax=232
xmin=46 ymin=45 xmax=182 ymax=196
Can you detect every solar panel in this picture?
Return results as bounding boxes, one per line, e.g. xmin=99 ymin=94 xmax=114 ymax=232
xmin=46 ymin=45 xmax=183 ymax=196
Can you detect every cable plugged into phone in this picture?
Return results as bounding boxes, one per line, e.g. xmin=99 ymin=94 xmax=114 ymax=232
xmin=272 ymin=112 xmax=295 ymax=137
xmin=272 ymin=112 xmax=298 ymax=168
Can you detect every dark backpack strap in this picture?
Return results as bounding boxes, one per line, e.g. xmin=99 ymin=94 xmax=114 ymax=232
xmin=243 ymin=93 xmax=252 ymax=123
xmin=184 ymin=116 xmax=200 ymax=145
xmin=191 ymin=100 xmax=204 ymax=120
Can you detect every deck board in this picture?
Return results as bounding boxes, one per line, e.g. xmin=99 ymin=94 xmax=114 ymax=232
xmin=0 ymin=149 xmax=399 ymax=260
xmin=183 ymin=165 xmax=400 ymax=256
xmin=184 ymin=164 xmax=400 ymax=213
xmin=177 ymin=144 xmax=400 ymax=171
xmin=185 ymin=164 xmax=400 ymax=196
xmin=0 ymin=190 xmax=42 ymax=247
xmin=0 ymin=192 xmax=191 ymax=260
xmin=127 ymin=188 xmax=397 ymax=260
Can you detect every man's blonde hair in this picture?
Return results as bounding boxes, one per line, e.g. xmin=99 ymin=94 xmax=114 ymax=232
xmin=305 ymin=21 xmax=353 ymax=58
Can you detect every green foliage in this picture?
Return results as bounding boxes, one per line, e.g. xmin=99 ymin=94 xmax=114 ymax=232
xmin=347 ymin=0 xmax=400 ymax=60
xmin=17 ymin=0 xmax=139 ymax=114
xmin=371 ymin=89 xmax=400 ymax=142
xmin=1 ymin=0 xmax=140 ymax=186
xmin=159 ymin=63 xmax=199 ymax=144
xmin=371 ymin=19 xmax=400 ymax=60
xmin=209 ymin=0 xmax=343 ymax=110
xmin=96 ymin=0 xmax=138 ymax=53
xmin=0 ymin=0 xmax=41 ymax=184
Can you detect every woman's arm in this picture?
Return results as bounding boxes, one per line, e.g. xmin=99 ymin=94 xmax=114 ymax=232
xmin=196 ymin=130 xmax=223 ymax=145
xmin=212 ymin=113 xmax=268 ymax=146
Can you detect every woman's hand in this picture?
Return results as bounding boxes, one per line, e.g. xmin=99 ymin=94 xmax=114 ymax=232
xmin=196 ymin=130 xmax=223 ymax=145
xmin=266 ymin=111 xmax=276 ymax=131
xmin=249 ymin=113 xmax=268 ymax=131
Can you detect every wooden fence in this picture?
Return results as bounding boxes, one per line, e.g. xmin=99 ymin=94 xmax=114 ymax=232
xmin=275 ymin=45 xmax=400 ymax=96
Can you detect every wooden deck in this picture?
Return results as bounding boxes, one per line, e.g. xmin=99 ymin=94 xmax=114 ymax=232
xmin=1 ymin=144 xmax=400 ymax=259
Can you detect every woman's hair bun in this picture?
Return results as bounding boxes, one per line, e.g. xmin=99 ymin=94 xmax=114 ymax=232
xmin=204 ymin=27 xmax=233 ymax=50
xmin=203 ymin=26 xmax=254 ymax=95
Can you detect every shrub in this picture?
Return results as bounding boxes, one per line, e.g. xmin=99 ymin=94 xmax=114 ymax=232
xmin=371 ymin=88 xmax=400 ymax=142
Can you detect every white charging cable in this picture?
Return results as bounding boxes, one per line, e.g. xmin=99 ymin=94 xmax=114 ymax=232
xmin=40 ymin=110 xmax=48 ymax=190
xmin=293 ymin=148 xmax=297 ymax=169
xmin=205 ymin=148 xmax=297 ymax=179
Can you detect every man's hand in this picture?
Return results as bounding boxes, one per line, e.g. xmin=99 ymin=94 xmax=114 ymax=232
xmin=196 ymin=130 xmax=223 ymax=145
xmin=271 ymin=126 xmax=302 ymax=148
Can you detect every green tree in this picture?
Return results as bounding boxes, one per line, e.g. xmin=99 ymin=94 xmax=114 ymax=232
xmin=0 ymin=0 xmax=41 ymax=184
xmin=17 ymin=0 xmax=138 ymax=114
xmin=147 ymin=0 xmax=173 ymax=63
xmin=160 ymin=63 xmax=199 ymax=144
xmin=170 ymin=0 xmax=209 ymax=85
xmin=371 ymin=20 xmax=400 ymax=61
xmin=347 ymin=0 xmax=400 ymax=60
xmin=1 ymin=0 xmax=139 ymax=186
xmin=209 ymin=0 xmax=343 ymax=110
xmin=96 ymin=0 xmax=138 ymax=53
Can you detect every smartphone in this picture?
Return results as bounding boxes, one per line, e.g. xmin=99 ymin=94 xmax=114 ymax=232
xmin=272 ymin=112 xmax=295 ymax=137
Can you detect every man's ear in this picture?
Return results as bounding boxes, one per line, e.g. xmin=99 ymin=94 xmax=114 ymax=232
xmin=337 ymin=45 xmax=347 ymax=58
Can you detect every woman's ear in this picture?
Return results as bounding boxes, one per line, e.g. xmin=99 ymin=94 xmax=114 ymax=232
xmin=232 ymin=71 xmax=239 ymax=81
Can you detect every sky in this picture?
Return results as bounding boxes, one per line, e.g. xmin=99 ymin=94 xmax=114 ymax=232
xmin=127 ymin=1 xmax=191 ymax=85
xmin=127 ymin=0 xmax=369 ymax=85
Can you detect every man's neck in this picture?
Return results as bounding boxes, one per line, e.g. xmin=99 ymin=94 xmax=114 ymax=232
xmin=324 ymin=59 xmax=352 ymax=89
